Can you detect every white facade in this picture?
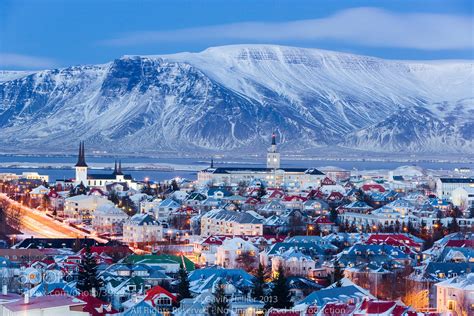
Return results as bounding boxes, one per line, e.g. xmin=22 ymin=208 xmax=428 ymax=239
xmin=271 ymin=248 xmax=316 ymax=277
xmin=435 ymin=273 xmax=474 ymax=316
xmin=436 ymin=178 xmax=474 ymax=199
xmin=64 ymin=195 xmax=113 ymax=221
xmin=267 ymin=134 xmax=280 ymax=169
xmin=92 ymin=204 xmax=129 ymax=234
xmin=451 ymin=187 xmax=474 ymax=210
xmin=216 ymin=237 xmax=259 ymax=268
xmin=123 ymin=214 xmax=163 ymax=245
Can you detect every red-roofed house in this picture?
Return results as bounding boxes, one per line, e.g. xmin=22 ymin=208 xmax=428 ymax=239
xmin=365 ymin=234 xmax=422 ymax=253
xmin=144 ymin=285 xmax=177 ymax=309
xmin=327 ymin=191 xmax=344 ymax=202
xmin=313 ymin=216 xmax=336 ymax=233
xmin=320 ymin=302 xmax=357 ymax=316
xmin=353 ymin=299 xmax=406 ymax=316
xmin=361 ymin=184 xmax=386 ymax=193
xmin=321 ymin=177 xmax=337 ymax=186
xmin=76 ymin=293 xmax=118 ymax=316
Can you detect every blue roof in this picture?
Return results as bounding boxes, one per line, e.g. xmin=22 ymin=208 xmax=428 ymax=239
xmin=298 ymin=285 xmax=369 ymax=306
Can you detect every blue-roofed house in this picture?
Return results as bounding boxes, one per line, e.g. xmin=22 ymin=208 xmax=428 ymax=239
xmin=188 ymin=268 xmax=254 ymax=294
xmin=298 ymin=283 xmax=372 ymax=307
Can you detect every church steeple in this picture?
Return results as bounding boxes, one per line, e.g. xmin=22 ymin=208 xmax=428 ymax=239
xmin=113 ymin=160 xmax=118 ymax=175
xmin=75 ymin=141 xmax=88 ymax=167
xmin=117 ymin=160 xmax=123 ymax=175
xmin=267 ymin=131 xmax=280 ymax=169
xmin=210 ymin=158 xmax=214 ymax=168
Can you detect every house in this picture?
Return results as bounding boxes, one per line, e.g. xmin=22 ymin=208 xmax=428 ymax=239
xmin=76 ymin=292 xmax=118 ymax=316
xmin=451 ymin=186 xmax=474 ymax=211
xmin=144 ymin=285 xmax=177 ymax=311
xmin=92 ymin=204 xmax=129 ymax=235
xmin=1 ymin=295 xmax=88 ymax=316
xmin=216 ymin=237 xmax=259 ymax=269
xmin=271 ymin=248 xmax=316 ymax=277
xmin=435 ymin=273 xmax=474 ymax=315
xmin=200 ymin=209 xmax=263 ymax=236
xmin=188 ymin=268 xmax=254 ymax=294
xmin=64 ymin=194 xmax=113 ymax=223
xmin=122 ymin=214 xmax=163 ymax=246
xmin=436 ymin=177 xmax=474 ymax=199
xmin=298 ymin=281 xmax=373 ymax=308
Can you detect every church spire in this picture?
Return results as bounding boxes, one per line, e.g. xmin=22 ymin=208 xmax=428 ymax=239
xmin=75 ymin=141 xmax=88 ymax=167
xmin=113 ymin=160 xmax=118 ymax=175
xmin=210 ymin=158 xmax=214 ymax=168
xmin=117 ymin=160 xmax=123 ymax=175
xmin=271 ymin=132 xmax=276 ymax=146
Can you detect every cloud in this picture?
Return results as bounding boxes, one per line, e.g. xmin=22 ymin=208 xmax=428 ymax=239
xmin=101 ymin=7 xmax=474 ymax=50
xmin=0 ymin=53 xmax=57 ymax=69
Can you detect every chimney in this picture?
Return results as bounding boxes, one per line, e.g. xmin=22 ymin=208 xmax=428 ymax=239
xmin=2 ymin=284 xmax=7 ymax=295
xmin=24 ymin=292 xmax=29 ymax=304
xmin=91 ymin=287 xmax=97 ymax=297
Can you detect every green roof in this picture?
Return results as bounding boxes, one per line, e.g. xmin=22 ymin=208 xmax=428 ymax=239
xmin=125 ymin=254 xmax=195 ymax=271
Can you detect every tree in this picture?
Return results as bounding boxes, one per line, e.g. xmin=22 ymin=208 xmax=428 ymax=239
xmin=177 ymin=263 xmax=191 ymax=301
xmin=252 ymin=263 xmax=266 ymax=301
xmin=76 ymin=244 xmax=103 ymax=297
xmin=329 ymin=208 xmax=338 ymax=224
xmin=207 ymin=279 xmax=229 ymax=316
xmin=170 ymin=179 xmax=179 ymax=191
xmin=257 ymin=185 xmax=267 ymax=200
xmin=235 ymin=251 xmax=257 ymax=272
xmin=333 ymin=258 xmax=344 ymax=287
xmin=448 ymin=216 xmax=460 ymax=233
xmin=267 ymin=265 xmax=292 ymax=309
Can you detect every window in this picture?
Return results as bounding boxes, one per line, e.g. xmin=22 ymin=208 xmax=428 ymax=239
xmin=448 ymin=300 xmax=455 ymax=311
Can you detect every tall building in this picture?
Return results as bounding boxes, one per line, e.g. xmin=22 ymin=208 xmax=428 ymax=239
xmin=75 ymin=141 xmax=88 ymax=185
xmin=267 ymin=132 xmax=280 ymax=169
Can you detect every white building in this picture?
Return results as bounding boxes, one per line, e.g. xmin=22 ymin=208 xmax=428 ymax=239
xmin=436 ymin=177 xmax=474 ymax=199
xmin=200 ymin=209 xmax=263 ymax=237
xmin=271 ymin=248 xmax=316 ymax=277
xmin=123 ymin=214 xmax=163 ymax=245
xmin=91 ymin=204 xmax=129 ymax=235
xmin=197 ymin=136 xmax=324 ymax=188
xmin=451 ymin=186 xmax=474 ymax=211
xmin=435 ymin=273 xmax=474 ymax=315
xmin=73 ymin=141 xmax=136 ymax=189
xmin=267 ymin=133 xmax=280 ymax=169
xmin=140 ymin=198 xmax=180 ymax=221
xmin=216 ymin=237 xmax=259 ymax=269
xmin=1 ymin=295 xmax=88 ymax=316
xmin=64 ymin=194 xmax=113 ymax=222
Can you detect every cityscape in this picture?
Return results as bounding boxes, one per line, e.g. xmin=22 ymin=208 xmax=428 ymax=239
xmin=0 ymin=1 xmax=473 ymax=316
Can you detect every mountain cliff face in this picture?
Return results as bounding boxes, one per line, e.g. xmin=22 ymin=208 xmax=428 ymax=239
xmin=0 ymin=45 xmax=472 ymax=154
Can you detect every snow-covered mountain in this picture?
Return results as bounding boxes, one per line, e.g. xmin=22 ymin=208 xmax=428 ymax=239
xmin=0 ymin=45 xmax=472 ymax=154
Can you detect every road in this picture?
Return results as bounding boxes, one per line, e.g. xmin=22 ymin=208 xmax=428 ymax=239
xmin=0 ymin=193 xmax=106 ymax=242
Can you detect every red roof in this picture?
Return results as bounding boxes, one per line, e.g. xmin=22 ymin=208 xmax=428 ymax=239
xmin=327 ymin=191 xmax=344 ymax=200
xmin=201 ymin=235 xmax=228 ymax=245
xmin=321 ymin=177 xmax=336 ymax=186
xmin=361 ymin=184 xmax=386 ymax=192
xmin=268 ymin=189 xmax=286 ymax=199
xmin=446 ymin=239 xmax=474 ymax=248
xmin=307 ymin=189 xmax=326 ymax=199
xmin=245 ymin=197 xmax=260 ymax=205
xmin=77 ymin=293 xmax=118 ymax=315
xmin=366 ymin=234 xmax=421 ymax=249
xmin=145 ymin=285 xmax=177 ymax=305
xmin=321 ymin=303 xmax=356 ymax=316
xmin=283 ymin=195 xmax=307 ymax=202
xmin=47 ymin=188 xmax=59 ymax=198
xmin=79 ymin=245 xmax=131 ymax=256
xmin=356 ymin=300 xmax=397 ymax=314
xmin=315 ymin=216 xmax=335 ymax=225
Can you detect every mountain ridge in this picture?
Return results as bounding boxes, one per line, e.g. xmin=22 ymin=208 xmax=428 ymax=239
xmin=0 ymin=45 xmax=472 ymax=154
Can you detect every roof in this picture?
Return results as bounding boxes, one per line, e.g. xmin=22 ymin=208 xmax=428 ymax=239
xmin=439 ymin=177 xmax=474 ymax=183
xmin=2 ymin=295 xmax=85 ymax=312
xmin=125 ymin=254 xmax=195 ymax=271
xmin=203 ymin=166 xmax=324 ymax=175
xmin=77 ymin=293 xmax=118 ymax=315
xmin=145 ymin=285 xmax=177 ymax=305
xmin=299 ymin=285 xmax=371 ymax=306
xmin=202 ymin=209 xmax=263 ymax=225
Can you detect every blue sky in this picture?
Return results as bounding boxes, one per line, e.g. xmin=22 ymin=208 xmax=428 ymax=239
xmin=0 ymin=0 xmax=473 ymax=69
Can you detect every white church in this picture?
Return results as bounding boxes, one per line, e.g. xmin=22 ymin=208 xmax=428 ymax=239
xmin=74 ymin=141 xmax=135 ymax=188
xmin=197 ymin=133 xmax=325 ymax=188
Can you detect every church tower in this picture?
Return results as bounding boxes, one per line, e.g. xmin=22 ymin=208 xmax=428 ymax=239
xmin=266 ymin=132 xmax=280 ymax=169
xmin=75 ymin=141 xmax=88 ymax=186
